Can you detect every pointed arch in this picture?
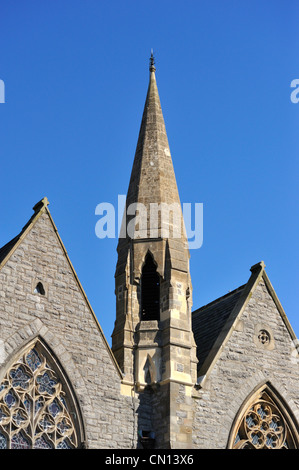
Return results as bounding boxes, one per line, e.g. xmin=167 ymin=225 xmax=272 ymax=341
xmin=0 ymin=337 xmax=85 ymax=449
xmin=228 ymin=382 xmax=299 ymax=449
xmin=141 ymin=252 xmax=160 ymax=321
xmin=34 ymin=282 xmax=45 ymax=295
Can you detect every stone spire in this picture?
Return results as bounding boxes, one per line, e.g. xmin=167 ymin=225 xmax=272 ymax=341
xmin=126 ymin=52 xmax=181 ymax=211
xmin=116 ymin=52 xmax=189 ymax=277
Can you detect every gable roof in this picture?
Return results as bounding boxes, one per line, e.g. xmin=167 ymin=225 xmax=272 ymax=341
xmin=0 ymin=197 xmax=123 ymax=379
xmin=192 ymin=261 xmax=298 ymax=386
xmin=0 ymin=235 xmax=20 ymax=265
xmin=192 ymin=284 xmax=246 ymax=373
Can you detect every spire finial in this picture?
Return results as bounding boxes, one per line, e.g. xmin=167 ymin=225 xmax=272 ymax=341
xmin=149 ymin=49 xmax=156 ymax=72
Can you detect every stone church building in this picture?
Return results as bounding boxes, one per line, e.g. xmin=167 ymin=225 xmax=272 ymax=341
xmin=0 ymin=56 xmax=298 ymax=449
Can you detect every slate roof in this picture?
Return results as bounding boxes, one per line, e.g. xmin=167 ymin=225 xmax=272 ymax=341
xmin=0 ymin=235 xmax=20 ymax=264
xmin=192 ymin=285 xmax=246 ymax=374
xmin=0 ymin=199 xmax=47 ymax=266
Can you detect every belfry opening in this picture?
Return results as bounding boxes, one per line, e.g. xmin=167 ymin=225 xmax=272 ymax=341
xmin=141 ymin=253 xmax=160 ymax=321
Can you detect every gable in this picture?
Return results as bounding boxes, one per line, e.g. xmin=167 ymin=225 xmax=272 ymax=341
xmin=0 ymin=198 xmax=140 ymax=449
xmin=0 ymin=198 xmax=122 ymax=379
xmin=192 ymin=261 xmax=298 ymax=384
xmin=240 ymin=276 xmax=296 ymax=358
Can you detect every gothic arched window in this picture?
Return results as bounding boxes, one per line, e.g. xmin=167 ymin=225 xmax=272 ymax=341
xmin=0 ymin=339 xmax=84 ymax=449
xmin=141 ymin=253 xmax=160 ymax=321
xmin=34 ymin=282 xmax=45 ymax=295
xmin=229 ymin=385 xmax=299 ymax=449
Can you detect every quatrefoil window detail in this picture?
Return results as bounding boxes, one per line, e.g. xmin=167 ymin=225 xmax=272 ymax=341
xmin=258 ymin=330 xmax=271 ymax=346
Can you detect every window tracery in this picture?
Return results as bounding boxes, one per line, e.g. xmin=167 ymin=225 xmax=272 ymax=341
xmin=258 ymin=329 xmax=270 ymax=346
xmin=232 ymin=389 xmax=298 ymax=449
xmin=0 ymin=340 xmax=80 ymax=449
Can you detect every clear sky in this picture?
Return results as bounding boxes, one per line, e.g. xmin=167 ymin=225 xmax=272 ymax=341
xmin=0 ymin=1 xmax=298 ymax=344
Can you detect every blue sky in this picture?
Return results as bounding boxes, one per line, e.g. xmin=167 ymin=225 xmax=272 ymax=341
xmin=0 ymin=0 xmax=298 ymax=344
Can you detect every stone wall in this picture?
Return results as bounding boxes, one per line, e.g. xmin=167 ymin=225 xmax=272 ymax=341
xmin=192 ymin=278 xmax=299 ymax=449
xmin=0 ymin=209 xmax=136 ymax=449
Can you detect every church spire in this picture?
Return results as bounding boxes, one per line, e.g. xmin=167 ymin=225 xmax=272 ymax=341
xmin=121 ymin=51 xmax=187 ymax=255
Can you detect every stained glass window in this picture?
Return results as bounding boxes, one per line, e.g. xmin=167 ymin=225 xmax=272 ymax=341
xmin=0 ymin=433 xmax=7 ymax=449
xmin=0 ymin=340 xmax=80 ymax=449
xmin=34 ymin=436 xmax=53 ymax=449
xmin=11 ymin=432 xmax=31 ymax=449
xmin=26 ymin=349 xmax=42 ymax=372
xmin=231 ymin=389 xmax=298 ymax=449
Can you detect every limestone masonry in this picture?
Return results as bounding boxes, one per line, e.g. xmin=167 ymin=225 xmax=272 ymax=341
xmin=0 ymin=56 xmax=298 ymax=449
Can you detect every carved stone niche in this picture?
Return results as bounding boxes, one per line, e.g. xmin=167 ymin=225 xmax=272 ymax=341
xmin=135 ymin=321 xmax=162 ymax=391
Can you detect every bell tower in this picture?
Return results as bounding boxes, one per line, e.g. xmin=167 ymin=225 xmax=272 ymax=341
xmin=112 ymin=54 xmax=197 ymax=448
